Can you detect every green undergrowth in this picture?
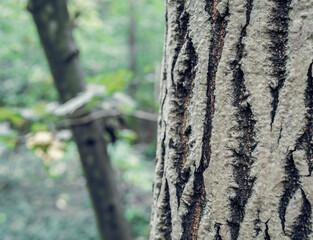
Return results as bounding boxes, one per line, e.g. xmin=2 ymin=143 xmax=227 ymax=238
xmin=0 ymin=141 xmax=153 ymax=240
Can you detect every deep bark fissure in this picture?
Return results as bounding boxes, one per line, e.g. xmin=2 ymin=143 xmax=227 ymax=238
xmin=279 ymin=62 xmax=313 ymax=238
xmin=278 ymin=125 xmax=283 ymax=144
xmin=170 ymin=1 xmax=189 ymax=88
xmin=264 ymin=220 xmax=271 ymax=240
xmin=253 ymin=210 xmax=262 ymax=237
xmin=163 ymin=6 xmax=196 ymax=218
xmin=174 ymin=37 xmax=198 ymax=206
xmin=228 ymin=2 xmax=256 ymax=239
xmin=153 ymin=84 xmax=167 ymax=209
xmin=290 ymin=189 xmax=312 ymax=240
xmin=175 ymin=37 xmax=197 ymax=164
xmin=214 ymin=222 xmax=223 ymax=240
xmin=180 ymin=1 xmax=230 ymax=239
xmin=158 ymin=179 xmax=172 ymax=239
xmin=181 ymin=164 xmax=207 ymax=240
xmin=155 ymin=122 xmax=167 ymax=202
xmin=202 ymin=0 xmax=229 ymax=169
xmin=302 ymin=62 xmax=313 ymax=176
xmin=160 ymin=88 xmax=168 ymax=119
xmin=205 ymin=0 xmax=221 ymax=23
xmin=279 ymin=151 xmax=300 ymax=233
xmin=268 ymin=0 xmax=292 ymax=128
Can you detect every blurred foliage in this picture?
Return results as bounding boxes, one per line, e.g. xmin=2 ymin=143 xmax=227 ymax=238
xmin=0 ymin=0 xmax=164 ymax=239
xmin=0 ymin=0 xmax=55 ymax=107
xmin=0 ymin=144 xmax=99 ymax=240
xmin=0 ymin=141 xmax=153 ymax=239
xmin=87 ymin=69 xmax=133 ymax=95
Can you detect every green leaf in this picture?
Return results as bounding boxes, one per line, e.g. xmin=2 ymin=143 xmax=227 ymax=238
xmin=87 ymin=69 xmax=133 ymax=95
xmin=30 ymin=122 xmax=49 ymax=132
xmin=117 ymin=129 xmax=137 ymax=142
xmin=0 ymin=107 xmax=25 ymax=127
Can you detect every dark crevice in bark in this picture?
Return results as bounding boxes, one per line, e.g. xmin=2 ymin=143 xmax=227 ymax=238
xmin=278 ymin=125 xmax=283 ymax=144
xmin=158 ymin=179 xmax=172 ymax=240
xmin=161 ymin=32 xmax=198 ymax=210
xmin=290 ymin=188 xmax=312 ymax=240
xmin=305 ymin=62 xmax=313 ymax=110
xmin=165 ymin=5 xmax=195 ymax=209
xmin=268 ymin=0 xmax=292 ymax=129
xmin=279 ymin=151 xmax=300 ymax=232
xmin=180 ymin=1 xmax=230 ymax=239
xmin=160 ymin=88 xmax=168 ymax=122
xmin=202 ymin=0 xmax=229 ymax=170
xmin=279 ymin=62 xmax=313 ymax=236
xmin=156 ymin=66 xmax=167 ymax=181
xmin=264 ymin=220 xmax=271 ymax=240
xmin=170 ymin=1 xmax=189 ymax=88
xmin=214 ymin=222 xmax=223 ymax=240
xmin=296 ymin=130 xmax=313 ymax=178
xmin=173 ymin=37 xmax=197 ymax=207
xmin=254 ymin=210 xmax=262 ymax=237
xmin=205 ymin=0 xmax=221 ymax=23
xmin=169 ymin=138 xmax=175 ymax=149
xmin=155 ymin=123 xmax=167 ymax=201
xmin=301 ymin=62 xmax=313 ymax=176
xmin=228 ymin=79 xmax=256 ymax=239
xmin=202 ymin=0 xmax=229 ymax=177
xmin=185 ymin=125 xmax=192 ymax=137
xmin=181 ymin=164 xmax=207 ymax=240
xmin=228 ymin=1 xmax=255 ymax=240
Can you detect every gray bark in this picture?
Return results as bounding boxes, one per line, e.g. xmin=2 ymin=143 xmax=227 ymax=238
xmin=150 ymin=0 xmax=313 ymax=239
xmin=27 ymin=1 xmax=132 ymax=239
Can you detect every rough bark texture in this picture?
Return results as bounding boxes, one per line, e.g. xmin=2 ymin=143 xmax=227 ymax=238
xmin=150 ymin=0 xmax=313 ymax=239
xmin=28 ymin=1 xmax=131 ymax=239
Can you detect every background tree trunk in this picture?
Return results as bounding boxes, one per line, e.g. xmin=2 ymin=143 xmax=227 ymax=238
xmin=129 ymin=0 xmax=136 ymax=75
xmin=150 ymin=0 xmax=313 ymax=239
xmin=28 ymin=1 xmax=131 ymax=239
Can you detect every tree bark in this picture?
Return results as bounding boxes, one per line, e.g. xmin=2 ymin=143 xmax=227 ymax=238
xmin=150 ymin=0 xmax=313 ymax=239
xmin=27 ymin=1 xmax=131 ymax=239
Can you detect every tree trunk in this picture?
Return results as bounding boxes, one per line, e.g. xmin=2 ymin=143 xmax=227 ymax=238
xmin=27 ymin=1 xmax=131 ymax=239
xmin=150 ymin=0 xmax=313 ymax=239
xmin=127 ymin=0 xmax=138 ymax=96
xmin=129 ymin=0 xmax=136 ymax=75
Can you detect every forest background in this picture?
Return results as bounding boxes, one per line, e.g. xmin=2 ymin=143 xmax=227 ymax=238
xmin=0 ymin=0 xmax=164 ymax=239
